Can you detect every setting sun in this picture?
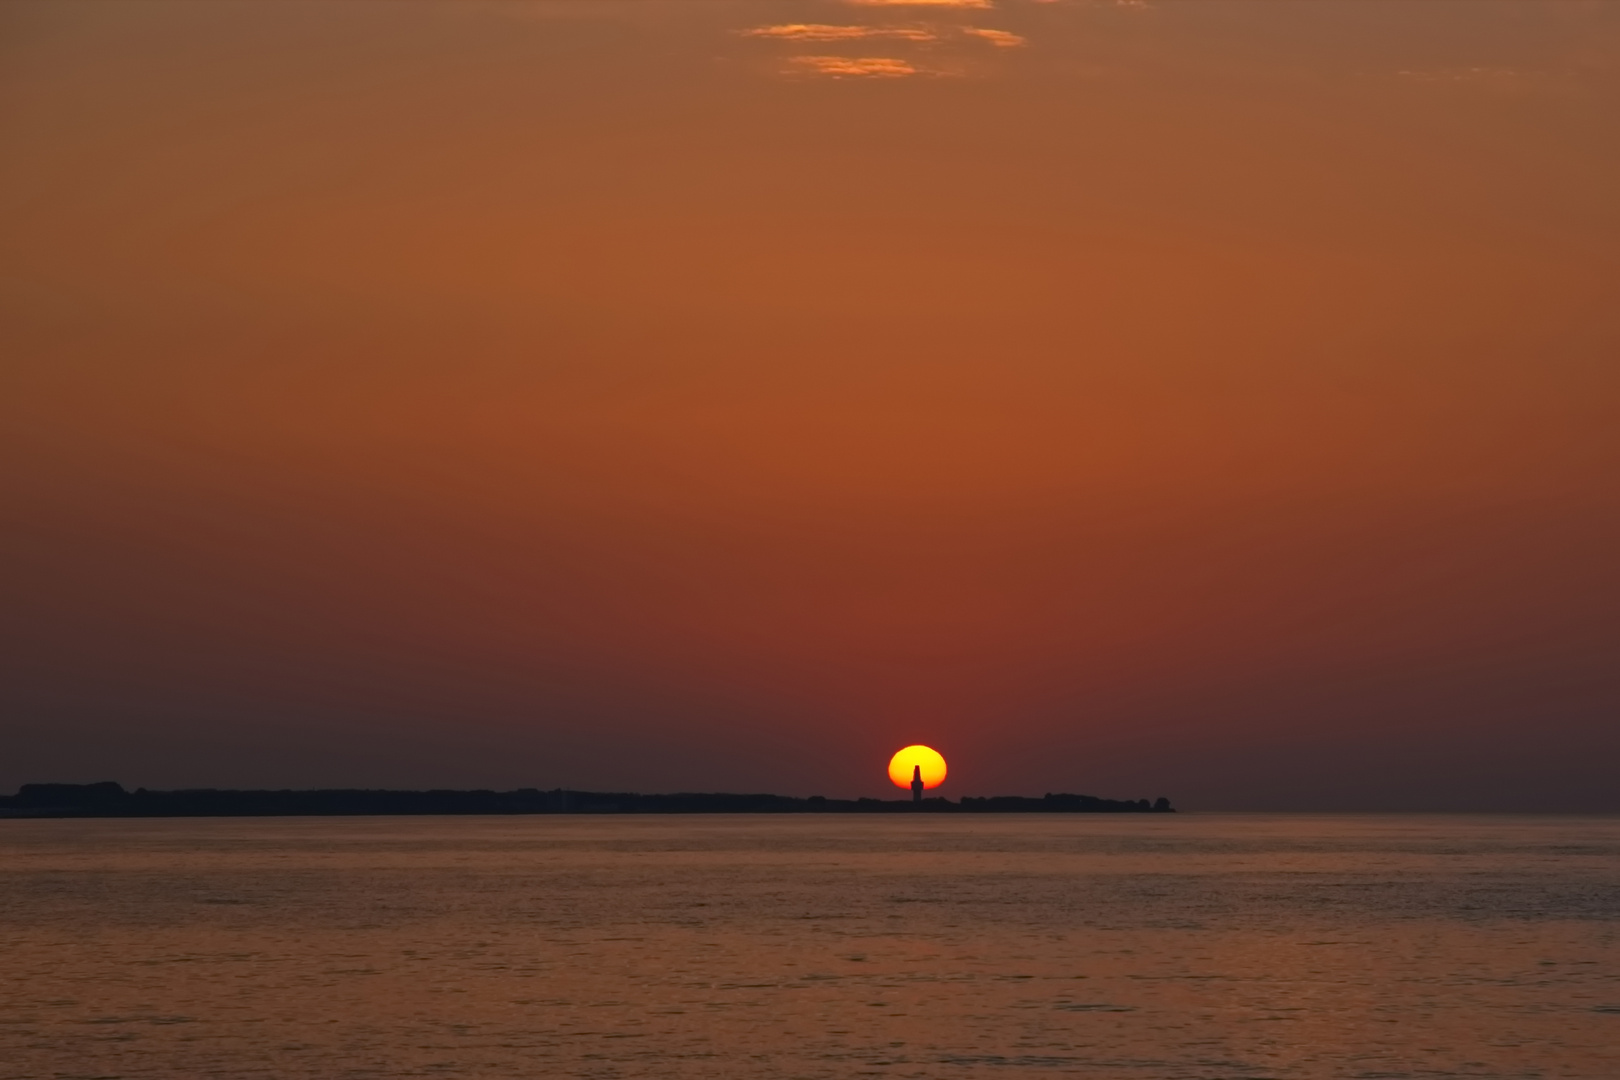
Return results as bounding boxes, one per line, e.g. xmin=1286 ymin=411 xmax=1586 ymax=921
xmin=888 ymin=745 xmax=947 ymax=790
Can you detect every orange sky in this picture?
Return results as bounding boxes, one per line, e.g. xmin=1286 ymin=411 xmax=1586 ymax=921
xmin=3 ymin=0 xmax=1618 ymax=807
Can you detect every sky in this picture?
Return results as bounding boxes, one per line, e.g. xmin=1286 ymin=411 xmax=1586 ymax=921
xmin=2 ymin=0 xmax=1618 ymax=810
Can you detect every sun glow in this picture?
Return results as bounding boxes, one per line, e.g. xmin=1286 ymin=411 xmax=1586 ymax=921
xmin=888 ymin=745 xmax=948 ymax=790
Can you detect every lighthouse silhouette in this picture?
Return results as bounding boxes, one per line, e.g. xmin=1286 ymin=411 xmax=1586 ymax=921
xmin=911 ymin=764 xmax=924 ymax=803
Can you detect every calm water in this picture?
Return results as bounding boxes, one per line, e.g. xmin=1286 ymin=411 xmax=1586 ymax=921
xmin=1 ymin=815 xmax=1617 ymax=1079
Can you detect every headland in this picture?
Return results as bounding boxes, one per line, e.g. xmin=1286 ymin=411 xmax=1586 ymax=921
xmin=0 ymin=782 xmax=1174 ymax=817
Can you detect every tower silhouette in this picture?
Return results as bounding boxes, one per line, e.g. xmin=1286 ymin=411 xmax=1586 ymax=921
xmin=911 ymin=764 xmax=924 ymax=803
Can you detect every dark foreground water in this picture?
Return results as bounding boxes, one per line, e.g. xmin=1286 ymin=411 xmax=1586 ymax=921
xmin=1 ymin=815 xmax=1616 ymax=1080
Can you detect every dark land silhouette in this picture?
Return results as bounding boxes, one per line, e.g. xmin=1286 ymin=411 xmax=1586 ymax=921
xmin=0 ymin=782 xmax=1175 ymax=817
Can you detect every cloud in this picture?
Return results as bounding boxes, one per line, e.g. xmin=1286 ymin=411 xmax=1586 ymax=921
xmin=741 ymin=24 xmax=940 ymax=43
xmin=844 ymin=0 xmax=994 ymax=9
xmin=785 ymin=56 xmax=922 ymax=78
xmin=962 ymin=27 xmax=1026 ymax=47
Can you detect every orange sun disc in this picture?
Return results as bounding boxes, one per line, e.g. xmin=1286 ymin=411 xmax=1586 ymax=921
xmin=888 ymin=745 xmax=947 ymax=790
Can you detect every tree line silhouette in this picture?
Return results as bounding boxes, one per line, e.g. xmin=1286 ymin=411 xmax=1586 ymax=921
xmin=0 ymin=782 xmax=1174 ymax=817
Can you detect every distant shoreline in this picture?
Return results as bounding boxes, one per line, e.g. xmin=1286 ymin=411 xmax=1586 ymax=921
xmin=0 ymin=782 xmax=1174 ymax=818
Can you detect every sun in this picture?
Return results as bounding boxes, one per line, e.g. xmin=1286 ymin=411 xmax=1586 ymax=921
xmin=888 ymin=745 xmax=947 ymax=790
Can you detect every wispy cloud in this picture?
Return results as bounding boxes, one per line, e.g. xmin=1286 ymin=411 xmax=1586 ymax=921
xmin=786 ymin=56 xmax=922 ymax=78
xmin=741 ymin=24 xmax=940 ymax=43
xmin=740 ymin=1 xmax=1026 ymax=81
xmin=962 ymin=27 xmax=1026 ymax=48
xmin=844 ymin=0 xmax=994 ymax=9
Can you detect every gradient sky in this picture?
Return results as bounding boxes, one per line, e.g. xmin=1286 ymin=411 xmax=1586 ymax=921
xmin=3 ymin=0 xmax=1618 ymax=809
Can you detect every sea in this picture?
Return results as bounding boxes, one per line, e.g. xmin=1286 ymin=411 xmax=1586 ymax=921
xmin=1 ymin=814 xmax=1616 ymax=1079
